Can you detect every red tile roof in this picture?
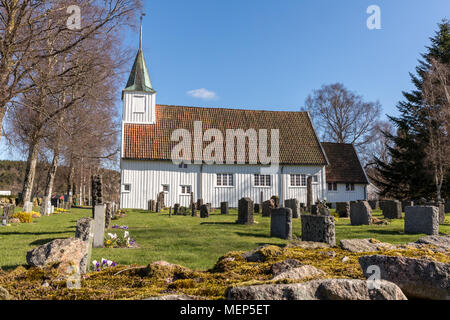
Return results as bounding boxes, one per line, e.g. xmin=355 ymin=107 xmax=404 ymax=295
xmin=321 ymin=142 xmax=369 ymax=184
xmin=123 ymin=104 xmax=328 ymax=165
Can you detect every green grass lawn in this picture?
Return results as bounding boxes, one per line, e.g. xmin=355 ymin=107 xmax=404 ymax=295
xmin=1 ymin=206 xmax=449 ymax=271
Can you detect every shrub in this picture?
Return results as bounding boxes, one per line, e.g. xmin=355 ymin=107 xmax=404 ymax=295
xmin=12 ymin=212 xmax=33 ymax=223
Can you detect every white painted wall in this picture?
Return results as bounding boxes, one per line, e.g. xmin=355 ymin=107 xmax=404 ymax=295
xmin=122 ymin=91 xmax=156 ymax=124
xmin=120 ymin=160 xmax=328 ymax=209
xmin=326 ymin=183 xmax=367 ymax=203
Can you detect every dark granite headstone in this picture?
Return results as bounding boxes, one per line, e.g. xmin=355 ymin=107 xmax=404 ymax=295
xmin=237 ymin=197 xmax=254 ymax=224
xmin=270 ymin=208 xmax=292 ymax=240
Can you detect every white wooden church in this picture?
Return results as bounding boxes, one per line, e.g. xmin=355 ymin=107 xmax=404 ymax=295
xmin=120 ymin=30 xmax=369 ymax=209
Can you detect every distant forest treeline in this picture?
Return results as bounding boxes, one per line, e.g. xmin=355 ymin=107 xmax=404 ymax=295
xmin=0 ymin=160 xmax=120 ymax=202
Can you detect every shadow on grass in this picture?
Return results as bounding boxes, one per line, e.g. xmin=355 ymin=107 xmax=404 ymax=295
xmin=366 ymin=229 xmax=405 ymax=236
xmin=200 ymin=222 xmax=237 ymax=225
xmin=0 ymin=231 xmax=70 ymax=236
xmin=235 ymin=232 xmax=271 ymax=238
xmin=29 ymin=238 xmax=61 ymax=246
xmin=1 ymin=264 xmax=24 ymax=271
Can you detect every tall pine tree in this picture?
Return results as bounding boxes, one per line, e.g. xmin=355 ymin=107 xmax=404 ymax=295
xmin=373 ymin=20 xmax=450 ymax=200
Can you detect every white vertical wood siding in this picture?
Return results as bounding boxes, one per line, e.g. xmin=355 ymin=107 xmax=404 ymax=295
xmin=283 ymin=166 xmax=326 ymax=205
xmin=326 ymin=184 xmax=367 ymax=203
xmin=120 ymin=160 xmax=328 ymax=209
xmin=122 ymin=91 xmax=156 ymax=124
xmin=121 ymin=160 xmax=200 ymax=209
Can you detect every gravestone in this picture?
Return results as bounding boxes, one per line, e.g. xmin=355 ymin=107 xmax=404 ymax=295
xmin=75 ymin=217 xmax=94 ymax=274
xmin=23 ymin=201 xmax=33 ymax=213
xmin=301 ymin=214 xmax=336 ymax=246
xmin=148 ymin=200 xmax=156 ymax=212
xmin=270 ymin=196 xmax=280 ymax=208
xmin=91 ymin=175 xmax=103 ymax=217
xmin=445 ymin=200 xmax=450 ymax=214
xmin=197 ymin=199 xmax=203 ymax=208
xmin=270 ymin=208 xmax=292 ymax=240
xmin=404 ymin=206 xmax=439 ymax=235
xmin=401 ymin=200 xmax=414 ymax=213
xmin=300 ymin=203 xmax=306 ymax=214
xmin=336 ymin=202 xmax=350 ymax=218
xmin=382 ymin=200 xmax=402 ymax=219
xmin=174 ymin=203 xmax=180 ymax=215
xmin=350 ymin=201 xmax=372 ymax=225
xmin=262 ymin=199 xmax=274 ymax=217
xmin=2 ymin=204 xmax=15 ymax=225
xmin=311 ymin=205 xmax=318 ymax=215
xmin=221 ymin=202 xmax=229 ymax=215
xmin=156 ymin=192 xmax=165 ymax=212
xmin=93 ymin=204 xmax=106 ymax=248
xmin=237 ymin=197 xmax=254 ymax=225
xmin=254 ymin=203 xmax=261 ymax=214
xmin=200 ymin=204 xmax=210 ymax=218
xmin=317 ymin=201 xmax=330 ymax=216
xmin=423 ymin=201 xmax=445 ymax=224
xmin=306 ymin=176 xmax=313 ymax=210
xmin=105 ymin=202 xmax=112 ymax=228
xmin=368 ymin=200 xmax=379 ymax=210
xmin=284 ymin=199 xmax=300 ymax=218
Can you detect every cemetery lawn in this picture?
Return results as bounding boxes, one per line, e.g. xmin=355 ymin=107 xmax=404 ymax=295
xmin=0 ymin=206 xmax=449 ymax=271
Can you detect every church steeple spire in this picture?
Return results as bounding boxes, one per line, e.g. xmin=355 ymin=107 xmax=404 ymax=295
xmin=124 ymin=13 xmax=155 ymax=94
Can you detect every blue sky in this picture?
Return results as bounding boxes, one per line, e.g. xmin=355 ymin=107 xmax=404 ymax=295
xmin=1 ymin=0 xmax=448 ymax=160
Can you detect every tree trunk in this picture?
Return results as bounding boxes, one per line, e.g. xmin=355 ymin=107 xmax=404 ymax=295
xmin=0 ymin=107 xmax=5 ymax=141
xmin=67 ymin=158 xmax=75 ymax=208
xmin=41 ymin=143 xmax=61 ymax=215
xmin=20 ymin=138 xmax=39 ymax=205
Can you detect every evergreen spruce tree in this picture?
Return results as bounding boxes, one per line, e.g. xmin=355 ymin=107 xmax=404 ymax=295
xmin=373 ymin=20 xmax=450 ymax=200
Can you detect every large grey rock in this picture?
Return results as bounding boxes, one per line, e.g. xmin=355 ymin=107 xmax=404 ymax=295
xmin=26 ymin=238 xmax=89 ymax=275
xmin=284 ymin=199 xmax=300 ymax=218
xmin=237 ymin=197 xmax=253 ymax=224
xmin=350 ymin=201 xmax=372 ymax=225
xmin=270 ymin=259 xmax=303 ymax=275
xmin=359 ymin=255 xmax=450 ymax=300
xmin=301 ymin=214 xmax=336 ymax=246
xmin=272 ymin=265 xmax=326 ymax=281
xmin=75 ymin=217 xmax=94 ymax=274
xmin=75 ymin=217 xmax=94 ymax=242
xmin=227 ymin=279 xmax=407 ymax=300
xmin=270 ymin=208 xmax=292 ymax=240
xmin=340 ymin=238 xmax=395 ymax=253
xmin=0 ymin=286 xmax=10 ymax=300
xmin=145 ymin=294 xmax=197 ymax=300
xmin=382 ymin=200 xmax=402 ymax=219
xmin=414 ymin=235 xmax=450 ymax=251
xmin=336 ymin=202 xmax=350 ymax=218
xmin=404 ymin=206 xmax=439 ymax=235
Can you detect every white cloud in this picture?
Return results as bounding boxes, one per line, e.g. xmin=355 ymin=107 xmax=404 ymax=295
xmin=187 ymin=88 xmax=218 ymax=100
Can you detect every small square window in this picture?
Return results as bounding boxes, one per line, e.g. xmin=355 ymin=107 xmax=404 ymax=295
xmin=124 ymin=184 xmax=131 ymax=192
xmin=162 ymin=185 xmax=169 ymax=192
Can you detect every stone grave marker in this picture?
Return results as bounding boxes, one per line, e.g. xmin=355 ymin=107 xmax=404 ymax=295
xmin=284 ymin=199 xmax=300 ymax=218
xmin=254 ymin=203 xmax=261 ymax=214
xmin=270 ymin=196 xmax=280 ymax=208
xmin=75 ymin=217 xmax=94 ymax=274
xmin=336 ymin=202 xmax=350 ymax=218
xmin=306 ymin=176 xmax=313 ymax=211
xmin=200 ymin=204 xmax=210 ymax=218
xmin=404 ymin=206 xmax=439 ymax=235
xmin=401 ymin=200 xmax=414 ymax=213
xmin=350 ymin=201 xmax=372 ymax=225
xmin=91 ymin=175 xmax=103 ymax=218
xmin=93 ymin=204 xmax=106 ymax=248
xmin=311 ymin=204 xmax=318 ymax=215
xmin=174 ymin=203 xmax=180 ymax=215
xmin=221 ymin=202 xmax=229 ymax=215
xmin=368 ymin=200 xmax=379 ymax=210
xmin=301 ymin=214 xmax=336 ymax=246
xmin=105 ymin=202 xmax=112 ymax=228
xmin=262 ymin=199 xmax=274 ymax=217
xmin=237 ymin=197 xmax=254 ymax=224
xmin=382 ymin=200 xmax=402 ymax=219
xmin=270 ymin=208 xmax=292 ymax=240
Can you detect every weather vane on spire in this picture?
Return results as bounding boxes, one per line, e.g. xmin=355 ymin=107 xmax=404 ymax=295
xmin=139 ymin=12 xmax=146 ymax=50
